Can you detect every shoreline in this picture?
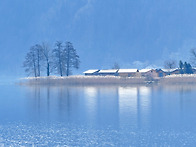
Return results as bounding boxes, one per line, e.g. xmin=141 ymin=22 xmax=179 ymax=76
xmin=18 ymin=76 xmax=147 ymax=86
xmin=18 ymin=75 xmax=196 ymax=86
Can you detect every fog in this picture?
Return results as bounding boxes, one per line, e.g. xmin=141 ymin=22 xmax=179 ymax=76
xmin=1 ymin=0 xmax=196 ymax=80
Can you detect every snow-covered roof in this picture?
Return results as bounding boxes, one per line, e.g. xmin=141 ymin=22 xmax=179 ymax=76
xmin=83 ymin=69 xmax=99 ymax=74
xmin=139 ymin=69 xmax=152 ymax=73
xmin=118 ymin=69 xmax=138 ymax=73
xmin=161 ymin=68 xmax=178 ymax=72
xmin=98 ymin=69 xmax=118 ymax=73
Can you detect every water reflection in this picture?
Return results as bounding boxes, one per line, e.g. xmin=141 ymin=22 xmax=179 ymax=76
xmin=118 ymin=86 xmax=151 ymax=128
xmin=25 ymin=85 xmax=153 ymax=129
xmin=2 ymin=84 xmax=196 ymax=146
xmin=23 ymin=84 xmax=196 ymax=129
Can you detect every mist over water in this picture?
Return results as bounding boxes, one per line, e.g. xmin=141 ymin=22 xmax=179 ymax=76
xmin=0 ymin=84 xmax=196 ymax=146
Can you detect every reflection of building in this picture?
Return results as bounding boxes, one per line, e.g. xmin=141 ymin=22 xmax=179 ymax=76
xmin=118 ymin=86 xmax=151 ymax=128
xmin=83 ymin=86 xmax=120 ymax=127
xmin=119 ymin=87 xmax=138 ymax=115
xmin=84 ymin=87 xmax=98 ymax=98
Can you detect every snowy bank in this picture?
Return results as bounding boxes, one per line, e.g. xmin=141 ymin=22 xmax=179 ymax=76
xmin=19 ymin=76 xmax=146 ymax=85
xmin=18 ymin=74 xmax=196 ymax=85
xmin=160 ymin=74 xmax=196 ymax=84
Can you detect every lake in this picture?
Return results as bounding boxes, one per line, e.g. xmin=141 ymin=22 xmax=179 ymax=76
xmin=0 ymin=84 xmax=196 ymax=146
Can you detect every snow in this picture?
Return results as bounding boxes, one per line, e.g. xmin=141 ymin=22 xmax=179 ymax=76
xmin=161 ymin=69 xmax=178 ymax=72
xmin=98 ymin=69 xmax=118 ymax=73
xmin=118 ymin=69 xmax=138 ymax=73
xmin=165 ymin=74 xmax=196 ymax=78
xmin=83 ymin=69 xmax=99 ymax=74
xmin=139 ymin=69 xmax=152 ymax=73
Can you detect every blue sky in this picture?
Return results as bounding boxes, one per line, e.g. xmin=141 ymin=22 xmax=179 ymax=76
xmin=1 ymin=0 xmax=196 ymax=78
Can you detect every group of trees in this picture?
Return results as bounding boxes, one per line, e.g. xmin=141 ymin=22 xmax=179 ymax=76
xmin=179 ymin=61 xmax=193 ymax=74
xmin=23 ymin=41 xmax=80 ymax=77
xmin=164 ymin=48 xmax=196 ymax=74
xmin=164 ymin=60 xmax=194 ymax=74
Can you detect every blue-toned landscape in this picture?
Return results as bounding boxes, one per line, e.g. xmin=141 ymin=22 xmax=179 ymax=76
xmin=2 ymin=0 xmax=196 ymax=146
xmin=0 ymin=84 xmax=196 ymax=146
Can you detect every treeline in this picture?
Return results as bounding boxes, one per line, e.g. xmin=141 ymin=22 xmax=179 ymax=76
xmin=179 ymin=61 xmax=193 ymax=74
xmin=164 ymin=60 xmax=194 ymax=74
xmin=23 ymin=41 xmax=80 ymax=77
xmin=164 ymin=48 xmax=196 ymax=74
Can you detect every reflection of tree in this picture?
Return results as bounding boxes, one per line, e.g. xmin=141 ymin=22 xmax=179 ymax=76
xmin=57 ymin=87 xmax=71 ymax=118
xmin=137 ymin=87 xmax=141 ymax=129
xmin=56 ymin=86 xmax=81 ymax=122
xmin=34 ymin=86 xmax=41 ymax=115
xmin=47 ymin=86 xmax=50 ymax=113
xmin=96 ymin=86 xmax=120 ymax=128
xmin=26 ymin=86 xmax=41 ymax=119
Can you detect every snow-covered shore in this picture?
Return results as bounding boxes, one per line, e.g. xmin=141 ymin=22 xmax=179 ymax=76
xmin=160 ymin=74 xmax=196 ymax=84
xmin=18 ymin=74 xmax=196 ymax=85
xmin=19 ymin=75 xmax=146 ymax=85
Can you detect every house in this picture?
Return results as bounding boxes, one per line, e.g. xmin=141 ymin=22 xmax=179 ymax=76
xmin=155 ymin=69 xmax=166 ymax=77
xmin=118 ymin=69 xmax=139 ymax=77
xmin=162 ymin=68 xmax=179 ymax=75
xmin=98 ymin=69 xmax=119 ymax=76
xmin=83 ymin=69 xmax=100 ymax=76
xmin=192 ymin=68 xmax=196 ymax=74
xmin=139 ymin=69 xmax=155 ymax=77
xmin=139 ymin=69 xmax=153 ymax=77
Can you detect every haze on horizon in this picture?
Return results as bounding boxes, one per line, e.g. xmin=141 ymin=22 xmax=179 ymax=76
xmin=1 ymin=0 xmax=196 ymax=79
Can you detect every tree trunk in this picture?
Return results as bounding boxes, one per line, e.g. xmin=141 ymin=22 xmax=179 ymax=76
xmin=37 ymin=51 xmax=40 ymax=77
xmin=33 ymin=59 xmax=37 ymax=77
xmin=47 ymin=62 xmax=50 ymax=76
xmin=66 ymin=46 xmax=70 ymax=76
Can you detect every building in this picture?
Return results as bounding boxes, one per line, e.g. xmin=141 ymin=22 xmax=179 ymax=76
xmin=162 ymin=68 xmax=179 ymax=75
xmin=139 ymin=69 xmax=155 ymax=77
xmin=98 ymin=69 xmax=119 ymax=76
xmin=155 ymin=69 xmax=166 ymax=77
xmin=192 ymin=68 xmax=196 ymax=74
xmin=83 ymin=69 xmax=100 ymax=76
xmin=118 ymin=69 xmax=139 ymax=77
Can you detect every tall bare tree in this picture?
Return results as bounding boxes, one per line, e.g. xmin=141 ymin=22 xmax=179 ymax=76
xmin=40 ymin=42 xmax=51 ymax=76
xmin=23 ymin=46 xmax=38 ymax=77
xmin=52 ymin=41 xmax=65 ymax=76
xmin=190 ymin=48 xmax=196 ymax=67
xmin=34 ymin=44 xmax=43 ymax=77
xmin=64 ymin=42 xmax=80 ymax=76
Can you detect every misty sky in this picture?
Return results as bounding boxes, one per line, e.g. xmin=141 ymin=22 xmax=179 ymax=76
xmin=1 ymin=0 xmax=196 ymax=78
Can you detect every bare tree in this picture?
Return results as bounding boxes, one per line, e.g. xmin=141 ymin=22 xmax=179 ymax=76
xmin=23 ymin=44 xmax=44 ymax=77
xmin=23 ymin=46 xmax=37 ymax=77
xmin=190 ymin=48 xmax=196 ymax=67
xmin=40 ymin=42 xmax=52 ymax=76
xmin=164 ymin=60 xmax=176 ymax=75
xmin=64 ymin=42 xmax=80 ymax=76
xmin=164 ymin=60 xmax=176 ymax=69
xmin=33 ymin=44 xmax=44 ymax=77
xmin=112 ymin=62 xmax=120 ymax=69
xmin=24 ymin=41 xmax=80 ymax=77
xmin=52 ymin=41 xmax=65 ymax=76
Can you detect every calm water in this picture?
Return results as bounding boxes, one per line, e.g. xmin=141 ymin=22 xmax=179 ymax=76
xmin=0 ymin=84 xmax=196 ymax=146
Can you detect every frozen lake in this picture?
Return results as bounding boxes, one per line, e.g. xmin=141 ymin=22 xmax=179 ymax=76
xmin=0 ymin=84 xmax=196 ymax=146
